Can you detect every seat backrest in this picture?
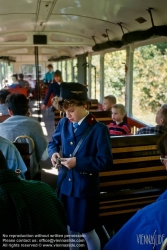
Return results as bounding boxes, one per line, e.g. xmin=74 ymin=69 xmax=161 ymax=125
xmin=13 ymin=142 xmax=31 ymax=179
xmin=99 ymin=134 xmax=167 ymax=192
xmin=8 ymin=88 xmax=29 ymax=97
xmin=13 ymin=135 xmax=35 ymax=180
xmin=90 ymin=110 xmax=111 ymax=124
xmin=90 ymin=110 xmax=111 ymax=118
xmin=0 ymin=115 xmax=10 ymax=123
xmin=88 ymin=99 xmax=99 ymax=110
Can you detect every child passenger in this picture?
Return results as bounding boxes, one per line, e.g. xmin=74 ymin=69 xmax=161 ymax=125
xmin=102 ymin=95 xmax=117 ymax=111
xmin=48 ymin=83 xmax=113 ymax=250
xmin=109 ymin=104 xmax=131 ymax=136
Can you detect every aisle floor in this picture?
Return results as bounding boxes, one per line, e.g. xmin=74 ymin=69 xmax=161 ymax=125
xmin=29 ymin=99 xmax=57 ymax=190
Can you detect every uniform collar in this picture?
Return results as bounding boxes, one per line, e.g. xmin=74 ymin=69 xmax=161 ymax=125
xmin=77 ymin=111 xmax=89 ymax=126
xmin=73 ymin=113 xmax=96 ymax=137
xmin=0 ymin=170 xmax=20 ymax=184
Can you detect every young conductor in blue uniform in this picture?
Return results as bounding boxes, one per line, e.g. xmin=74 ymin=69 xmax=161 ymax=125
xmin=48 ymin=83 xmax=113 ymax=250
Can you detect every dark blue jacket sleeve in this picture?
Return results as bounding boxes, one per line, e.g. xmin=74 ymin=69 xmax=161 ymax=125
xmin=43 ymin=84 xmax=53 ymax=105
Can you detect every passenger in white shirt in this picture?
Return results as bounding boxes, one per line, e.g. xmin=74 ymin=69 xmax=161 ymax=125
xmin=28 ymin=75 xmax=36 ymax=97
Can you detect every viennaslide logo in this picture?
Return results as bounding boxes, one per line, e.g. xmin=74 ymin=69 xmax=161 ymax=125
xmin=136 ymin=230 xmax=165 ymax=249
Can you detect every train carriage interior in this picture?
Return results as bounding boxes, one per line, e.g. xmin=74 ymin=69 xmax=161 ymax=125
xmin=1 ymin=0 xmax=167 ymax=248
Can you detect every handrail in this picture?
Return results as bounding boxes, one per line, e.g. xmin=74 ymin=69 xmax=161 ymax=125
xmin=13 ymin=135 xmax=35 ymax=155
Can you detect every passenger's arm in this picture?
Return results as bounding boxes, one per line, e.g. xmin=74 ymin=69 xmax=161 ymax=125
xmin=6 ymin=145 xmax=27 ymax=179
xmin=43 ymin=84 xmax=53 ymax=105
xmin=40 ymin=148 xmax=49 ymax=161
xmin=156 ymin=190 xmax=167 ymax=201
xmin=43 ymin=73 xmax=47 ymax=83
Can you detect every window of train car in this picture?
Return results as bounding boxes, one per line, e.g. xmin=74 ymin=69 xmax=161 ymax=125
xmin=62 ymin=61 xmax=66 ymax=82
xmin=67 ymin=60 xmax=72 ymax=82
xmin=22 ymin=64 xmax=42 ymax=80
xmin=0 ymin=62 xmax=12 ymax=89
xmin=53 ymin=62 xmax=58 ymax=71
xmin=132 ymin=42 xmax=167 ymax=125
xmin=91 ymin=55 xmax=100 ymax=101
xmin=104 ymin=50 xmax=126 ymax=105
xmin=57 ymin=61 xmax=62 ymax=72
xmin=73 ymin=58 xmax=78 ymax=82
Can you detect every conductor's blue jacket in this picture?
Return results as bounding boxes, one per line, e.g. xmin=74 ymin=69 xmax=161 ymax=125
xmin=48 ymin=113 xmax=113 ymax=198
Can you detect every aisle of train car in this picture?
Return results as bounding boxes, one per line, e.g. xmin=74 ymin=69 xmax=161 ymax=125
xmin=29 ymin=98 xmax=58 ymax=190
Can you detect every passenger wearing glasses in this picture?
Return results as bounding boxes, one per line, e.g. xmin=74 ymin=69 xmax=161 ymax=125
xmin=103 ymin=133 xmax=167 ymax=250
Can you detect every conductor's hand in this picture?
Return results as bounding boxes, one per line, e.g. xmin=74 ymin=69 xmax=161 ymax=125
xmin=41 ymin=104 xmax=46 ymax=110
xmin=61 ymin=157 xmax=76 ymax=169
xmin=51 ymin=152 xmax=61 ymax=166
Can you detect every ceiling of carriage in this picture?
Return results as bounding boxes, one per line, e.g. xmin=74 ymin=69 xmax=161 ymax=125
xmin=0 ymin=0 xmax=166 ymax=60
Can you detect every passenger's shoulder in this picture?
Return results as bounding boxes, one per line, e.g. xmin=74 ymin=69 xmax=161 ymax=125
xmin=23 ymin=180 xmax=54 ymax=193
xmin=0 ymin=136 xmax=16 ymax=149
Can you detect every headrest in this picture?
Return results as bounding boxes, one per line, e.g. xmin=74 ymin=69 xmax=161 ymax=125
xmin=60 ymin=82 xmax=88 ymax=101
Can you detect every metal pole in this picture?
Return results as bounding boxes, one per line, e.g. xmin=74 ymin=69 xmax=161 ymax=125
xmin=34 ymin=46 xmax=41 ymax=123
xmin=94 ymin=66 xmax=96 ymax=99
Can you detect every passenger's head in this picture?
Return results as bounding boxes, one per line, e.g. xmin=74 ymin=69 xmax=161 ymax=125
xmin=0 ymin=89 xmax=10 ymax=104
xmin=103 ymin=95 xmax=117 ymax=111
xmin=12 ymin=74 xmax=18 ymax=82
xmin=157 ymin=133 xmax=167 ymax=170
xmin=54 ymin=70 xmax=63 ymax=83
xmin=28 ymin=75 xmax=32 ymax=80
xmin=155 ymin=106 xmax=167 ymax=125
xmin=47 ymin=64 xmax=53 ymax=72
xmin=18 ymin=73 xmax=24 ymax=80
xmin=112 ymin=104 xmax=126 ymax=124
xmin=59 ymin=99 xmax=90 ymax=123
xmin=5 ymin=93 xmax=29 ymax=116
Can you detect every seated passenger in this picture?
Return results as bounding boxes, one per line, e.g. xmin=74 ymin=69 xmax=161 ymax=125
xmin=0 ymin=93 xmax=48 ymax=180
xmin=0 ymin=166 xmax=67 ymax=234
xmin=0 ymin=135 xmax=26 ymax=179
xmin=27 ymin=75 xmax=36 ymax=97
xmin=109 ymin=104 xmax=131 ymax=136
xmin=9 ymin=74 xmax=20 ymax=89
xmin=103 ymin=132 xmax=167 ymax=250
xmin=102 ymin=95 xmax=117 ymax=111
xmin=18 ymin=73 xmax=30 ymax=89
xmin=43 ymin=64 xmax=54 ymax=85
xmin=41 ymin=70 xmax=63 ymax=110
xmin=0 ymin=89 xmax=10 ymax=115
xmin=136 ymin=104 xmax=167 ymax=135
